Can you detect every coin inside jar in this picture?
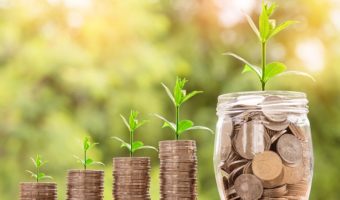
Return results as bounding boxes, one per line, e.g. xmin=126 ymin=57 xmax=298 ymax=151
xmin=219 ymin=116 xmax=233 ymax=160
xmin=277 ymin=134 xmax=303 ymax=166
xmin=282 ymin=162 xmax=305 ymax=184
xmin=234 ymin=120 xmax=266 ymax=159
xmin=234 ymin=174 xmax=263 ymax=200
xmin=252 ymin=151 xmax=283 ymax=183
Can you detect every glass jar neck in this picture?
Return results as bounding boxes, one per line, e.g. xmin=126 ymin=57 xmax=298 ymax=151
xmin=217 ymin=91 xmax=309 ymax=116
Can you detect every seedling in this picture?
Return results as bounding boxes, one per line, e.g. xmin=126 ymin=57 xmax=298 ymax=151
xmin=26 ymin=154 xmax=52 ymax=183
xmin=113 ymin=110 xmax=158 ymax=157
xmin=74 ymin=137 xmax=104 ymax=170
xmin=225 ymin=1 xmax=315 ymax=90
xmin=155 ymin=77 xmax=213 ymax=140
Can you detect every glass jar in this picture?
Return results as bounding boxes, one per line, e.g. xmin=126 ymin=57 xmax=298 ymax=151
xmin=214 ymin=91 xmax=313 ymax=200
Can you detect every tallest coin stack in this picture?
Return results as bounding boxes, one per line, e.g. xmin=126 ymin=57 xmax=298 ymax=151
xmin=159 ymin=140 xmax=198 ymax=200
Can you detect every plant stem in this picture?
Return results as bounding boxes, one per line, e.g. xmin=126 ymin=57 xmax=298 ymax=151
xmin=130 ymin=130 xmax=133 ymax=157
xmin=36 ymin=166 xmax=39 ymax=183
xmin=175 ymin=106 xmax=179 ymax=140
xmin=261 ymin=41 xmax=267 ymax=91
xmin=84 ymin=149 xmax=87 ymax=170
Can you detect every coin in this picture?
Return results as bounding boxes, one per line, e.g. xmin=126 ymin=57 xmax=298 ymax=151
xmin=252 ymin=151 xmax=283 ymax=183
xmin=263 ymin=184 xmax=287 ymax=198
xmin=262 ymin=96 xmax=288 ymax=123
xmin=20 ymin=182 xmax=57 ymax=200
xmin=159 ymin=140 xmax=197 ymax=199
xmin=277 ymin=134 xmax=303 ymax=166
xmin=288 ymin=123 xmax=306 ymax=141
xmin=219 ymin=116 xmax=233 ymax=160
xmin=234 ymin=174 xmax=263 ymax=200
xmin=286 ymin=181 xmax=309 ymax=196
xmin=113 ymin=157 xmax=151 ymax=200
xmin=66 ymin=170 xmax=104 ymax=200
xmin=282 ymin=162 xmax=305 ymax=184
xmin=234 ymin=120 xmax=266 ymax=159
xmin=263 ymin=119 xmax=289 ymax=131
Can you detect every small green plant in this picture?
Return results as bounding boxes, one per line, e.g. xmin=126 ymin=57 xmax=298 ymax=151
xmin=113 ymin=110 xmax=158 ymax=157
xmin=26 ymin=154 xmax=52 ymax=183
xmin=74 ymin=137 xmax=104 ymax=170
xmin=155 ymin=77 xmax=213 ymax=140
xmin=225 ymin=1 xmax=315 ymax=90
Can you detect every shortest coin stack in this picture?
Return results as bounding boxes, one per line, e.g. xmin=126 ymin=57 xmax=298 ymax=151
xmin=67 ymin=170 xmax=104 ymax=200
xmin=113 ymin=157 xmax=151 ymax=200
xmin=159 ymin=140 xmax=198 ymax=200
xmin=20 ymin=182 xmax=57 ymax=200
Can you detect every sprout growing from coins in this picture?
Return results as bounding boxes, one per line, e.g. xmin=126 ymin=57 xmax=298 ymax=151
xmin=113 ymin=110 xmax=158 ymax=157
xmin=74 ymin=137 xmax=104 ymax=170
xmin=224 ymin=2 xmax=315 ymax=90
xmin=26 ymin=154 xmax=52 ymax=183
xmin=155 ymin=77 xmax=213 ymax=140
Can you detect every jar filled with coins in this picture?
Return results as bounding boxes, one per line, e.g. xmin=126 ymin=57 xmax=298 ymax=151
xmin=214 ymin=91 xmax=313 ymax=200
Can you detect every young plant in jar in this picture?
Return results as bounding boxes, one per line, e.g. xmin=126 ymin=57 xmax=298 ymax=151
xmin=112 ymin=110 xmax=157 ymax=200
xmin=155 ymin=77 xmax=213 ymax=199
xmin=214 ymin=2 xmax=315 ymax=200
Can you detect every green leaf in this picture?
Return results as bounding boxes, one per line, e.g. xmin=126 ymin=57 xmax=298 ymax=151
xmin=37 ymin=172 xmax=46 ymax=180
xmin=89 ymin=143 xmax=98 ymax=149
xmin=136 ymin=120 xmax=148 ymax=130
xmin=26 ymin=170 xmax=37 ymax=178
xmin=112 ymin=136 xmax=132 ymax=152
xmin=83 ymin=137 xmax=90 ymax=151
xmin=264 ymin=62 xmax=287 ymax=82
xmin=187 ymin=126 xmax=214 ymax=134
xmin=73 ymin=155 xmax=85 ymax=165
xmin=42 ymin=175 xmax=53 ymax=180
xmin=174 ymin=77 xmax=187 ymax=106
xmin=269 ymin=20 xmax=298 ymax=39
xmin=120 ymin=114 xmax=131 ymax=132
xmin=265 ymin=2 xmax=278 ymax=16
xmin=154 ymin=114 xmax=176 ymax=132
xmin=182 ymin=91 xmax=202 ymax=104
xmin=259 ymin=3 xmax=270 ymax=41
xmin=161 ymin=83 xmax=176 ymax=106
xmin=243 ymin=12 xmax=261 ymax=40
xmin=224 ymin=53 xmax=262 ymax=79
xmin=85 ymin=158 xmax=93 ymax=166
xmin=178 ymin=120 xmax=194 ymax=134
xmin=137 ymin=145 xmax=158 ymax=152
xmin=276 ymin=70 xmax=316 ymax=82
xmin=31 ymin=157 xmax=37 ymax=168
xmin=132 ymin=141 xmax=144 ymax=152
xmin=92 ymin=161 xmax=105 ymax=166
xmin=129 ymin=110 xmax=138 ymax=131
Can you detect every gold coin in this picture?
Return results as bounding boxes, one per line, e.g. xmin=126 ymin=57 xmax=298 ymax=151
xmin=252 ymin=151 xmax=283 ymax=182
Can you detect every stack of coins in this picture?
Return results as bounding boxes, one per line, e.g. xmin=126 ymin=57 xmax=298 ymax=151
xmin=66 ymin=170 xmax=104 ymax=200
xmin=216 ymin=95 xmax=313 ymax=200
xmin=113 ymin=157 xmax=151 ymax=200
xmin=20 ymin=182 xmax=57 ymax=200
xmin=159 ymin=140 xmax=198 ymax=200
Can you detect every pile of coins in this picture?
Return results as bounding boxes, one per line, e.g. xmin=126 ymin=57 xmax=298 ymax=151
xmin=66 ymin=170 xmax=104 ymax=200
xmin=113 ymin=157 xmax=151 ymax=200
xmin=159 ymin=140 xmax=198 ymax=200
xmin=20 ymin=182 xmax=57 ymax=200
xmin=216 ymin=95 xmax=312 ymax=200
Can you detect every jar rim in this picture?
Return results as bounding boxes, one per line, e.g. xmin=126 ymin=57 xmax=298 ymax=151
xmin=217 ymin=90 xmax=309 ymax=115
xmin=218 ymin=90 xmax=306 ymax=101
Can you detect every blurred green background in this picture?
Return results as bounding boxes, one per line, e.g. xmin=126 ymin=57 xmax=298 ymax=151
xmin=0 ymin=0 xmax=339 ymax=199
